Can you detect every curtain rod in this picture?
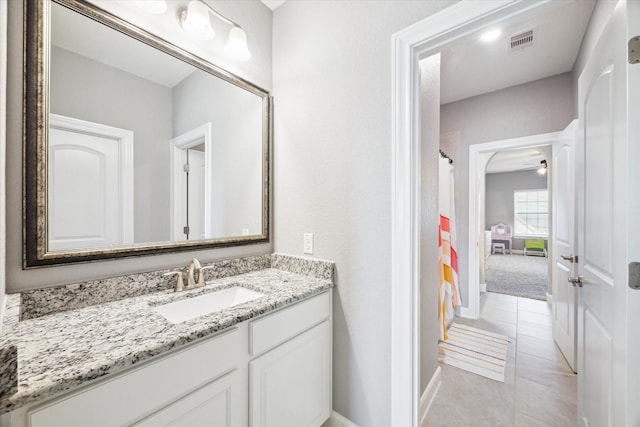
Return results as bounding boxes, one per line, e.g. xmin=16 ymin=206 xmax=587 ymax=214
xmin=439 ymin=149 xmax=453 ymax=164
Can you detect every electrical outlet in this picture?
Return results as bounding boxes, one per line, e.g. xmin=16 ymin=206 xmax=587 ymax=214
xmin=303 ymin=233 xmax=314 ymax=254
xmin=242 ymin=228 xmax=250 ymax=236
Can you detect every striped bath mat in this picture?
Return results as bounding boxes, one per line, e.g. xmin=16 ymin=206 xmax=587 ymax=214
xmin=438 ymin=323 xmax=509 ymax=382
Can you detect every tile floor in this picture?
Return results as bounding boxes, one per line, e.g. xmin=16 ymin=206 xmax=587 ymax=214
xmin=425 ymin=292 xmax=577 ymax=427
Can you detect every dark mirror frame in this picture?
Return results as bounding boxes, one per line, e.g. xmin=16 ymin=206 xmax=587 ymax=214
xmin=24 ymin=0 xmax=271 ymax=268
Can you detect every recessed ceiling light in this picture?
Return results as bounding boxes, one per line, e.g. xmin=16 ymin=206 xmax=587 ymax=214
xmin=480 ymin=29 xmax=501 ymax=43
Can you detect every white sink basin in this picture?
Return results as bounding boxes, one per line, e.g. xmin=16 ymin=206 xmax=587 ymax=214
xmin=154 ymin=286 xmax=265 ymax=324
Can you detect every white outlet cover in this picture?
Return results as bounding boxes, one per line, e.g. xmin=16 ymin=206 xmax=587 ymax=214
xmin=303 ymin=233 xmax=314 ymax=254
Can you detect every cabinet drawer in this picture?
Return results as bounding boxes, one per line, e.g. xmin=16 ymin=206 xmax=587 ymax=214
xmin=132 ymin=369 xmax=246 ymax=427
xmin=250 ymin=292 xmax=330 ymax=357
xmin=28 ymin=328 xmax=242 ymax=427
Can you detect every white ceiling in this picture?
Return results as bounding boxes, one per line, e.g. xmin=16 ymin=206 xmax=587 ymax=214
xmin=485 ymin=148 xmax=546 ymax=174
xmin=440 ymin=0 xmax=595 ymax=105
xmin=260 ymin=0 xmax=287 ymax=11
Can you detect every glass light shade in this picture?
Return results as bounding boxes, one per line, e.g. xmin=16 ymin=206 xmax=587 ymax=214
xmin=225 ymin=26 xmax=251 ymax=61
xmin=182 ymin=1 xmax=215 ymax=40
xmin=132 ymin=1 xmax=168 ymax=14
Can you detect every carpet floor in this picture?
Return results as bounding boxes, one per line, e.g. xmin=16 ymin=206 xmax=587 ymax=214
xmin=485 ymin=254 xmax=548 ymax=300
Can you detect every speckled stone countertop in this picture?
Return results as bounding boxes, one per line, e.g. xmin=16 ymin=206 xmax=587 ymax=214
xmin=0 ymin=254 xmax=334 ymax=414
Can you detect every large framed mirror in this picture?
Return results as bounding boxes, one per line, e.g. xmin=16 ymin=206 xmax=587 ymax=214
xmin=24 ymin=0 xmax=271 ymax=267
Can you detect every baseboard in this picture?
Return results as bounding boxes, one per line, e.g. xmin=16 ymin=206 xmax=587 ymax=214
xmin=479 ymin=283 xmax=487 ymax=293
xmin=321 ymin=411 xmax=359 ymax=427
xmin=419 ymin=366 xmax=442 ymax=426
xmin=546 ymin=293 xmax=553 ymax=304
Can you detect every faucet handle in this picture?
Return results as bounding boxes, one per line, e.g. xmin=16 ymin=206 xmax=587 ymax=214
xmin=197 ymin=265 xmax=215 ymax=285
xmin=164 ymin=271 xmax=184 ymax=292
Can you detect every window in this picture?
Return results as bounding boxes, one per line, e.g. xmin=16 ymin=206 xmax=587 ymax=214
xmin=514 ymin=189 xmax=548 ymax=237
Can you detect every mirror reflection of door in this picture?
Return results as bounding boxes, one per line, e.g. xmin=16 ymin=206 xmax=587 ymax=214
xmin=170 ymin=123 xmax=212 ymax=241
xmin=48 ymin=114 xmax=134 ymax=251
xmin=185 ymin=145 xmax=205 ymax=240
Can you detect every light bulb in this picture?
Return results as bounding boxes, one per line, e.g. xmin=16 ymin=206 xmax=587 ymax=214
xmin=181 ymin=1 xmax=215 ymax=40
xmin=225 ymin=26 xmax=251 ymax=61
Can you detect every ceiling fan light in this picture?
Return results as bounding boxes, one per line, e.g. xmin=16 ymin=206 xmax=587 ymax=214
xmin=225 ymin=26 xmax=251 ymax=61
xmin=537 ymin=160 xmax=547 ymax=175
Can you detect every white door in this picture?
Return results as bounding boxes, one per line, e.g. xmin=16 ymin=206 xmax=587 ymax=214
xmin=551 ymin=120 xmax=577 ymax=372
xmin=187 ymin=148 xmax=205 ymax=240
xmin=576 ymin=1 xmax=639 ymax=425
xmin=48 ymin=115 xmax=133 ymax=251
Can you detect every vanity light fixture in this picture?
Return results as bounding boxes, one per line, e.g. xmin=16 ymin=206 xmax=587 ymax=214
xmin=178 ymin=0 xmax=251 ymax=61
xmin=537 ymin=159 xmax=547 ymax=175
xmin=132 ymin=0 xmax=168 ymax=15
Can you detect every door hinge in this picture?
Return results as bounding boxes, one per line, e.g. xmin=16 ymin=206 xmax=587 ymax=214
xmin=629 ymin=262 xmax=640 ymax=290
xmin=183 ymin=226 xmax=190 ymax=235
xmin=183 ymin=163 xmax=190 ymax=173
xmin=629 ymin=36 xmax=640 ymax=64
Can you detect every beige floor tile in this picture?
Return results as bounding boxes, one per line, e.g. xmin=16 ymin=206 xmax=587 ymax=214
xmin=517 ymin=320 xmax=554 ymax=342
xmin=480 ymin=306 xmax=518 ymax=324
xmin=514 ymin=376 xmax=576 ymax=426
xmin=425 ymin=364 xmax=515 ymax=427
xmin=518 ymin=310 xmax=552 ymax=326
xmin=517 ymin=335 xmax=566 ymax=364
xmin=517 ymin=298 xmax=552 ymax=316
xmin=428 ymin=291 xmax=576 ymax=426
xmin=514 ymin=412 xmax=554 ymax=427
xmin=516 ymin=351 xmax=574 ymax=375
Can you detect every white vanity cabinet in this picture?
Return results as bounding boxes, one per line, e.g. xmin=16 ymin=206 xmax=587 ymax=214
xmin=0 ymin=291 xmax=331 ymax=427
xmin=249 ymin=292 xmax=332 ymax=427
xmin=27 ymin=327 xmax=247 ymax=427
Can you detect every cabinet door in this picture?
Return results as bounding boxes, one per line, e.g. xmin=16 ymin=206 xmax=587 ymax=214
xmin=250 ymin=321 xmax=331 ymax=427
xmin=133 ymin=369 xmax=247 ymax=427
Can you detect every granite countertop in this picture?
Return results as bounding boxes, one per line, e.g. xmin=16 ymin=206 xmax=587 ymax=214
xmin=0 ymin=254 xmax=334 ymax=414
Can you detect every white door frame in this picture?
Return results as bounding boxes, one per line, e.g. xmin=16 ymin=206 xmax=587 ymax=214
xmin=390 ymin=1 xmax=557 ymax=425
xmin=49 ymin=113 xmax=134 ymax=246
xmin=169 ymin=123 xmax=212 ymax=241
xmin=466 ymin=132 xmax=558 ymax=319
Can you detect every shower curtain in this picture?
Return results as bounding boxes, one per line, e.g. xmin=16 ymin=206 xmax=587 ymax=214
xmin=438 ymin=156 xmax=462 ymax=340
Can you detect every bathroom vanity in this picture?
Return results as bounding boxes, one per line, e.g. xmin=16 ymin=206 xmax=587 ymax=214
xmin=0 ymin=255 xmax=334 ymax=427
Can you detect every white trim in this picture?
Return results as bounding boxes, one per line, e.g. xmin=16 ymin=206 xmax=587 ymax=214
xmin=391 ymin=1 xmax=557 ymax=425
xmin=169 ymin=123 xmax=212 ymax=241
xmin=49 ymin=114 xmax=134 ymax=245
xmin=419 ymin=366 xmax=442 ymax=427
xmin=321 ymin=411 xmax=359 ymax=427
xmin=467 ymin=131 xmax=558 ymax=319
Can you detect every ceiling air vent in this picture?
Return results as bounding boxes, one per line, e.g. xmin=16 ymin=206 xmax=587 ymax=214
xmin=510 ymin=30 xmax=534 ymax=52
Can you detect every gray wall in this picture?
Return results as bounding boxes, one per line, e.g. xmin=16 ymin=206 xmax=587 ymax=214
xmin=419 ymin=55 xmax=440 ymax=394
xmin=173 ymin=70 xmax=263 ymax=238
xmin=272 ymin=1 xmax=458 ymax=425
xmin=50 ymin=46 xmax=172 ymax=244
xmin=6 ymin=0 xmax=273 ymax=292
xmin=0 ymin=0 xmax=7 ymax=326
xmin=440 ymin=72 xmax=574 ymax=306
xmin=485 ymin=170 xmax=548 ymax=251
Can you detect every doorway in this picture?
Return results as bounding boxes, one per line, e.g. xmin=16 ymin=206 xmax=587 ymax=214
xmin=484 ymin=147 xmax=550 ymax=301
xmin=170 ymin=122 xmax=212 ymax=241
xmin=391 ymin=2 xmax=594 ymax=425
